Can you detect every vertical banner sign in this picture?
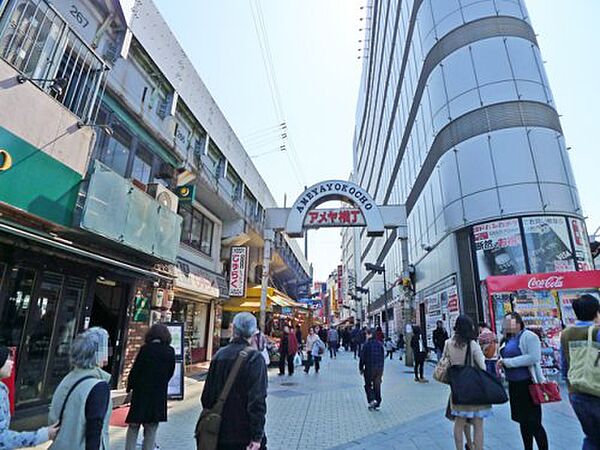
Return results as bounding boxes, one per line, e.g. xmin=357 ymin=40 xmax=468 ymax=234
xmin=337 ymin=265 xmax=343 ymax=305
xmin=229 ymin=246 xmax=248 ymax=297
xmin=569 ymin=218 xmax=594 ymax=271
xmin=165 ymin=322 xmax=184 ymax=400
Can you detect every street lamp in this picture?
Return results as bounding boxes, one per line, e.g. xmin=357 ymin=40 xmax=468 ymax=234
xmin=356 ymin=286 xmax=371 ymax=327
xmin=364 ymin=263 xmax=390 ymax=338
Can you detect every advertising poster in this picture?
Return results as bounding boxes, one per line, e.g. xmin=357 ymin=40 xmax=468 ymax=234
xmin=473 ymin=219 xmax=526 ymax=280
xmin=425 ymin=285 xmax=459 ymax=347
xmin=569 ymin=218 xmax=595 ymax=271
xmin=229 ymin=247 xmax=248 ymax=297
xmin=166 ymin=323 xmax=184 ymax=358
xmin=558 ymin=289 xmax=600 ymax=326
xmin=523 ymin=216 xmax=575 ymax=273
xmin=167 ymin=361 xmax=184 ymax=400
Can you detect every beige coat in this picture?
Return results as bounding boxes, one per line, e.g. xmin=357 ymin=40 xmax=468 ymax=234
xmin=444 ymin=336 xmax=491 ymax=413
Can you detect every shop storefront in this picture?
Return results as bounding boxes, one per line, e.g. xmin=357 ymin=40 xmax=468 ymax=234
xmin=172 ymin=258 xmax=220 ymax=365
xmin=416 ymin=276 xmax=461 ymax=348
xmin=485 ymin=270 xmax=600 ymax=377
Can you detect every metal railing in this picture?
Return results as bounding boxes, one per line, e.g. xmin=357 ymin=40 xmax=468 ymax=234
xmin=0 ymin=0 xmax=108 ymax=122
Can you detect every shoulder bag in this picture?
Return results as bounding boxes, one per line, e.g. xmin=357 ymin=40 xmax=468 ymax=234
xmin=448 ymin=341 xmax=508 ymax=405
xmin=528 ymin=362 xmax=561 ymax=405
xmin=567 ymin=326 xmax=600 ymax=397
xmin=195 ymin=347 xmax=253 ymax=450
xmin=433 ymin=345 xmax=451 ymax=385
xmin=58 ymin=376 xmax=96 ymax=426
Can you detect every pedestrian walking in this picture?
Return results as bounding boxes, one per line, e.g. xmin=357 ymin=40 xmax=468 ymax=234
xmin=478 ymin=323 xmax=498 ymax=377
xmin=327 ymin=327 xmax=339 ymax=358
xmin=351 ymin=324 xmax=362 ymax=359
xmin=359 ymin=328 xmax=385 ymax=410
xmin=397 ymin=332 xmax=405 ymax=360
xmin=433 ymin=320 xmax=449 ymax=362
xmin=384 ymin=337 xmax=395 ymax=360
xmin=124 ymin=323 xmax=176 ymax=450
xmin=317 ymin=325 xmax=328 ymax=344
xmin=251 ymin=328 xmax=270 ymax=366
xmin=410 ymin=325 xmax=429 ymax=383
xmin=444 ymin=315 xmax=492 ymax=450
xmin=375 ymin=326 xmax=384 ymax=343
xmin=295 ymin=325 xmax=303 ymax=352
xmin=498 ymin=312 xmax=549 ymax=450
xmin=278 ymin=325 xmax=298 ymax=376
xmin=48 ymin=327 xmax=112 ymax=450
xmin=0 ymin=347 xmax=58 ymax=449
xmin=560 ymin=294 xmax=600 ymax=449
xmin=199 ymin=312 xmax=267 ymax=450
xmin=304 ymin=328 xmax=325 ymax=374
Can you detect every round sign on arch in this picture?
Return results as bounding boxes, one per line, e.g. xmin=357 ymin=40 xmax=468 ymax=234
xmin=285 ymin=180 xmax=385 ymax=237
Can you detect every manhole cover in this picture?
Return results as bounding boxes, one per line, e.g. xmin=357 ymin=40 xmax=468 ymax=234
xmin=280 ymin=382 xmax=298 ymax=387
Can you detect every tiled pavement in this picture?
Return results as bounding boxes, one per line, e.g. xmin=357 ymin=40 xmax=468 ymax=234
xmin=28 ymin=348 xmax=584 ymax=449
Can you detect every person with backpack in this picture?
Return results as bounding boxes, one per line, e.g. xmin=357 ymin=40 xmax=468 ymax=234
xmin=444 ymin=315 xmax=492 ymax=450
xmin=498 ymin=312 xmax=549 ymax=450
xmin=124 ymin=323 xmax=176 ymax=450
xmin=48 ymin=327 xmax=112 ymax=450
xmin=560 ymin=294 xmax=600 ymax=449
xmin=0 ymin=347 xmax=58 ymax=449
xmin=199 ymin=312 xmax=267 ymax=450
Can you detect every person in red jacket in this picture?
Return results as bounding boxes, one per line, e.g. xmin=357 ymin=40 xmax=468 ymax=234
xmin=375 ymin=326 xmax=385 ymax=343
xmin=278 ymin=326 xmax=298 ymax=376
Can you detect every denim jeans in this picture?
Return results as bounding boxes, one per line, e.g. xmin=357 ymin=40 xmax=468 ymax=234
xmin=570 ymin=392 xmax=600 ymax=450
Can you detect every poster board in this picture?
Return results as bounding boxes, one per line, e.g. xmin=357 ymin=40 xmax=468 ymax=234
xmin=165 ymin=322 xmax=184 ymax=400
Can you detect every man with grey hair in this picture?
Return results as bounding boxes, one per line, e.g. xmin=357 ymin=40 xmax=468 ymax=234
xmin=201 ymin=312 xmax=267 ymax=449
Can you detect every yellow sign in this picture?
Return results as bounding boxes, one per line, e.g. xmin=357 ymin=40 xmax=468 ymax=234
xmin=0 ymin=150 xmax=12 ymax=172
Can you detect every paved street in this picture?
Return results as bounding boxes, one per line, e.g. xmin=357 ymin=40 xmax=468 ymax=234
xmin=104 ymin=348 xmax=582 ymax=450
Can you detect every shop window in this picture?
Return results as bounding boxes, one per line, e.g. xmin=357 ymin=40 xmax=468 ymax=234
xmin=180 ymin=205 xmax=214 ymax=256
xmin=0 ymin=267 xmax=36 ymax=349
xmin=523 ymin=216 xmax=575 ymax=273
xmin=131 ymin=144 xmax=154 ymax=185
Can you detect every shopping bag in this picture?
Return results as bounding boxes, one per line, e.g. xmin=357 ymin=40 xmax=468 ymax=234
xmin=293 ymin=352 xmax=302 ymax=367
xmin=568 ymin=326 xmax=600 ymax=397
xmin=528 ymin=363 xmax=561 ymax=405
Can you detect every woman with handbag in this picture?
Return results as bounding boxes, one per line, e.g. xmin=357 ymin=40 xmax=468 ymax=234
xmin=498 ymin=312 xmax=549 ymax=450
xmin=304 ymin=327 xmax=324 ymax=374
xmin=445 ymin=315 xmax=492 ymax=450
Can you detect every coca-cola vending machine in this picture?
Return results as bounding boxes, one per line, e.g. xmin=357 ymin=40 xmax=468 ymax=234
xmin=485 ymin=271 xmax=600 ymax=377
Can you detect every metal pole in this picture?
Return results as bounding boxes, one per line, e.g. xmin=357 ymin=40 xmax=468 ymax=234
xmin=367 ymin=290 xmax=371 ymax=327
xmin=259 ymin=229 xmax=274 ymax=331
xmin=383 ymin=266 xmax=389 ymax=339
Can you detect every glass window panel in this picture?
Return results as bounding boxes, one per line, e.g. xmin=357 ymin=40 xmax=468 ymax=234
xmin=442 ymin=47 xmax=478 ymax=101
xmin=506 ymin=39 xmax=541 ymax=82
xmin=523 ymin=216 xmax=575 ymax=273
xmin=201 ymin=217 xmax=214 ymax=256
xmin=427 ymin=67 xmax=448 ymax=116
xmin=180 ymin=205 xmax=193 ymax=245
xmin=448 ymin=89 xmax=481 ymax=118
xmin=471 ymin=39 xmax=514 ymax=86
xmin=479 ymin=80 xmax=518 ymax=105
xmin=490 ymin=128 xmax=537 ymax=186
xmin=0 ymin=267 xmax=36 ymax=348
xmin=456 ymin=134 xmax=495 ymax=196
xmin=131 ymin=145 xmax=154 ymax=185
xmin=528 ymin=128 xmax=568 ymax=184
xmin=463 ymin=189 xmax=501 ymax=223
xmin=435 ymin=10 xmax=464 ymax=39
xmin=439 ymin=150 xmax=462 ymax=204
xmin=460 ymin=1 xmax=496 ymax=23
xmin=540 ymin=183 xmax=575 ymax=214
xmin=100 ymin=126 xmax=132 ymax=177
xmin=515 ymin=81 xmax=548 ymax=103
xmin=495 ymin=0 xmax=525 ymax=18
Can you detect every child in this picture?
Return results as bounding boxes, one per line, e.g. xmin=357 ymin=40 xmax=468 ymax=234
xmin=384 ymin=337 xmax=395 ymax=360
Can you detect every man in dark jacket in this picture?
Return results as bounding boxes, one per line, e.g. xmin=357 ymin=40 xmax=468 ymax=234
xmin=201 ymin=312 xmax=267 ymax=450
xmin=359 ymin=328 xmax=385 ymax=411
xmin=351 ymin=324 xmax=362 ymax=359
xmin=432 ymin=320 xmax=449 ymax=362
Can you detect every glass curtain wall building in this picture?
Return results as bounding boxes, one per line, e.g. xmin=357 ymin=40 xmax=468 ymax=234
xmin=353 ymin=0 xmax=593 ymax=334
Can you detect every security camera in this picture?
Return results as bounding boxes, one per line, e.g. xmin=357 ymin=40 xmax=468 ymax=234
xmin=421 ymin=244 xmax=433 ymax=252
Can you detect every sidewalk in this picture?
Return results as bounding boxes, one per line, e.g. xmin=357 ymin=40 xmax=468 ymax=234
xmin=26 ymin=349 xmax=584 ymax=449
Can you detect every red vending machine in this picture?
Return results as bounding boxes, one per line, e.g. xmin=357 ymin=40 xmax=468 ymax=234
xmin=485 ymin=271 xmax=600 ymax=377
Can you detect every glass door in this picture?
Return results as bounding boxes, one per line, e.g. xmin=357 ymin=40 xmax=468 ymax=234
xmin=15 ymin=272 xmax=63 ymax=405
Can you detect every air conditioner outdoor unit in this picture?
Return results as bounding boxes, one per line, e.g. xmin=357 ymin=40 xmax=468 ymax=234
xmin=147 ymin=183 xmax=179 ymax=213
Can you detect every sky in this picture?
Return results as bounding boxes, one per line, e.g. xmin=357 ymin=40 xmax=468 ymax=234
xmin=153 ymin=0 xmax=600 ymax=281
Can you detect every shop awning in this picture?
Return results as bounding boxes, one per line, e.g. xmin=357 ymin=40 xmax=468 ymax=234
xmin=222 ymin=286 xmax=307 ymax=312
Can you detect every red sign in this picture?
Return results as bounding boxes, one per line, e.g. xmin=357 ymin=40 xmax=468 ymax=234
xmin=486 ymin=270 xmax=600 ymax=293
xmin=304 ymin=208 xmax=365 ymax=228
xmin=229 ymin=247 xmax=248 ymax=297
xmin=337 ymin=265 xmax=343 ymax=305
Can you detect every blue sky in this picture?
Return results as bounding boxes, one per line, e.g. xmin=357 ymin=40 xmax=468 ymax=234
xmin=154 ymin=1 xmax=600 ymax=281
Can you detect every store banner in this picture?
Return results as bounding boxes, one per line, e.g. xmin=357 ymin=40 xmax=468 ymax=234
xmin=523 ymin=216 xmax=575 ymax=273
xmin=569 ymin=218 xmax=594 ymax=271
xmin=486 ymin=270 xmax=600 ymax=292
xmin=229 ymin=247 xmax=248 ymax=297
xmin=337 ymin=265 xmax=343 ymax=305
xmin=473 ymin=219 xmax=526 ymax=280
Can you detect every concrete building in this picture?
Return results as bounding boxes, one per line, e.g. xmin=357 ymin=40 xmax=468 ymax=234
xmin=0 ymin=0 xmax=309 ymax=419
xmin=352 ymin=0 xmax=594 ymax=340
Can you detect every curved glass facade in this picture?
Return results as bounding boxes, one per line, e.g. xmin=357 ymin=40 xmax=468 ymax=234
xmin=353 ymin=0 xmax=590 ymax=319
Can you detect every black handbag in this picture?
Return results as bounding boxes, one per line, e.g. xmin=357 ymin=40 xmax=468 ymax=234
xmin=448 ymin=341 xmax=508 ymax=405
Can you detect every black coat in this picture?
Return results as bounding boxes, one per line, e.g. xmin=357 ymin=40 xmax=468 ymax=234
xmin=201 ymin=338 xmax=267 ymax=447
xmin=410 ymin=333 xmax=428 ymax=355
xmin=126 ymin=342 xmax=176 ymax=424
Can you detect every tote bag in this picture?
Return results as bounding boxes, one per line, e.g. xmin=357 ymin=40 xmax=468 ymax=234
xmin=567 ymin=326 xmax=600 ymax=397
xmin=448 ymin=341 xmax=508 ymax=405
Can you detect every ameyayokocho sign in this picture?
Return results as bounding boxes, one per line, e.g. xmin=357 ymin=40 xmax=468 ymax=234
xmin=304 ymin=208 xmax=365 ymax=228
xmin=486 ymin=270 xmax=600 ymax=292
xmin=229 ymin=247 xmax=248 ymax=297
xmin=286 ymin=180 xmax=384 ymax=237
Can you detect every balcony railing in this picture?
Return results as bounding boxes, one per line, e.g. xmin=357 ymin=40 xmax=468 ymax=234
xmin=79 ymin=161 xmax=182 ymax=263
xmin=0 ymin=0 xmax=109 ymax=122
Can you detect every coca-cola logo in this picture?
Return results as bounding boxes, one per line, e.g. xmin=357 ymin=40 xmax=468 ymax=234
xmin=527 ymin=275 xmax=565 ymax=290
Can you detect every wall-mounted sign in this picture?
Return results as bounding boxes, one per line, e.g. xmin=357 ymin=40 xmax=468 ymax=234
xmin=337 ymin=265 xmax=344 ymax=305
xmin=229 ymin=246 xmax=248 ymax=297
xmin=523 ymin=216 xmax=574 ymax=273
xmin=304 ymin=208 xmax=365 ymax=228
xmin=174 ymin=259 xmax=220 ymax=298
xmin=0 ymin=149 xmax=12 ymax=172
xmin=473 ymin=219 xmax=526 ymax=280
xmin=176 ymin=184 xmax=195 ymax=202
